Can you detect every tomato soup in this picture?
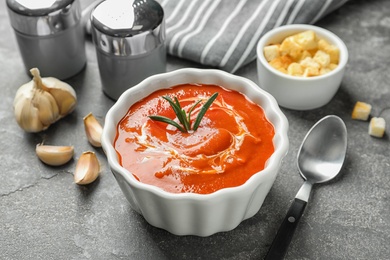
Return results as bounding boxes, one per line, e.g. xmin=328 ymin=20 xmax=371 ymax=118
xmin=114 ymin=84 xmax=275 ymax=194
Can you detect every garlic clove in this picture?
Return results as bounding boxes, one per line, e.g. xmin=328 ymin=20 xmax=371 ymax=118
xmin=49 ymin=88 xmax=77 ymax=116
xmin=13 ymin=79 xmax=47 ymax=132
xmin=14 ymin=98 xmax=45 ymax=132
xmin=33 ymin=89 xmax=59 ymax=126
xmin=36 ymin=144 xmax=74 ymax=166
xmin=74 ymin=151 xmax=100 ymax=185
xmin=43 ymin=77 xmax=77 ymax=116
xmin=83 ymin=113 xmax=103 ymax=147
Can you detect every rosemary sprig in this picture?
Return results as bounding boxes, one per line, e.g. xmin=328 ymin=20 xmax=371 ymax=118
xmin=149 ymin=92 xmax=218 ymax=133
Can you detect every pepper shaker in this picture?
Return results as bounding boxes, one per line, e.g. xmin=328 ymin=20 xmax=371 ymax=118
xmin=6 ymin=0 xmax=87 ymax=80
xmin=91 ymin=0 xmax=166 ymax=100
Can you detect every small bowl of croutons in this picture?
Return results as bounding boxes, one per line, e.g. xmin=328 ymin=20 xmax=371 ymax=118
xmin=256 ymin=24 xmax=348 ymax=110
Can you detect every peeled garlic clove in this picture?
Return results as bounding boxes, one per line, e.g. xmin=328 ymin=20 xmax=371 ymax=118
xmin=74 ymin=151 xmax=100 ymax=185
xmin=83 ymin=113 xmax=103 ymax=147
xmin=36 ymin=144 xmax=74 ymax=166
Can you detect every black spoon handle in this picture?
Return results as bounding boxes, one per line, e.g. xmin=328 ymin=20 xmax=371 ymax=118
xmin=264 ymin=198 xmax=307 ymax=260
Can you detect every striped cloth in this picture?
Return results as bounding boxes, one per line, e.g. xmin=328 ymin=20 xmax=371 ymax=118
xmin=158 ymin=0 xmax=349 ymax=73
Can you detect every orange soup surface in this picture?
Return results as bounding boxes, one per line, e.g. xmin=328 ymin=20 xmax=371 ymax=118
xmin=114 ymin=84 xmax=275 ymax=194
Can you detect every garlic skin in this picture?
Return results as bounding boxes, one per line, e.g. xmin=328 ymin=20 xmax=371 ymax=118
xmin=36 ymin=144 xmax=74 ymax=166
xmin=74 ymin=151 xmax=100 ymax=185
xmin=13 ymin=68 xmax=77 ymax=132
xmin=83 ymin=113 xmax=103 ymax=147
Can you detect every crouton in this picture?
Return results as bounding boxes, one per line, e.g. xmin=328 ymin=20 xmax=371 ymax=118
xmin=303 ymin=67 xmax=320 ymax=77
xmin=313 ymin=50 xmax=331 ymax=68
xmin=269 ymin=55 xmax=293 ymax=71
xmin=300 ymin=50 xmax=312 ymax=60
xmin=263 ymin=45 xmax=280 ymax=62
xmin=293 ymin=30 xmax=318 ymax=50
xmin=369 ymin=117 xmax=386 ymax=138
xmin=300 ymin=57 xmax=321 ymax=69
xmin=352 ymin=101 xmax=372 ymax=121
xmin=280 ymin=37 xmax=303 ymax=60
xmin=318 ymin=39 xmax=340 ymax=64
xmin=287 ymin=63 xmax=304 ymax=76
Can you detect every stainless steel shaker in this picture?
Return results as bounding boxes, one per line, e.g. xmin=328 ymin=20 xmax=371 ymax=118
xmin=91 ymin=0 xmax=166 ymax=100
xmin=6 ymin=0 xmax=86 ymax=80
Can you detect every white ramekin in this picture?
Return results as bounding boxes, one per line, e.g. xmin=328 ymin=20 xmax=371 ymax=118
xmin=102 ymin=68 xmax=289 ymax=236
xmin=257 ymin=24 xmax=348 ymax=110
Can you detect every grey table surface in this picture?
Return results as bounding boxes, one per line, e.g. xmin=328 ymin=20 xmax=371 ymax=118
xmin=1 ymin=0 xmax=389 ymax=259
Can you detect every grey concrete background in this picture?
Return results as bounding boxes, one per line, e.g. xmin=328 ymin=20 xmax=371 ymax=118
xmin=1 ymin=0 xmax=389 ymax=259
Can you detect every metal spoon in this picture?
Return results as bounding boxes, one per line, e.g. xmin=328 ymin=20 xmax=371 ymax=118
xmin=265 ymin=115 xmax=348 ymax=260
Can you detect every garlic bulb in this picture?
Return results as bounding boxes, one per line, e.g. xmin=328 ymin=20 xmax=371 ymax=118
xmin=36 ymin=144 xmax=74 ymax=166
xmin=74 ymin=151 xmax=100 ymax=185
xmin=13 ymin=68 xmax=77 ymax=132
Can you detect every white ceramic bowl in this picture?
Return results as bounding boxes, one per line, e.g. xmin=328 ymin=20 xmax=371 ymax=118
xmin=101 ymin=68 xmax=289 ymax=236
xmin=256 ymin=24 xmax=348 ymax=110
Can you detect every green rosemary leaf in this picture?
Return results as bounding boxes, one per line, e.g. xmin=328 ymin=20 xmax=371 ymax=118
xmin=148 ymin=115 xmax=186 ymax=132
xmin=193 ymin=92 xmax=219 ymax=131
xmin=163 ymin=96 xmax=187 ymax=128
xmin=187 ymin=99 xmax=202 ymax=124
xmin=162 ymin=96 xmax=179 ymax=113
xmin=180 ymin=108 xmax=191 ymax=131
xmin=174 ymin=97 xmax=181 ymax=108
xmin=174 ymin=97 xmax=190 ymax=131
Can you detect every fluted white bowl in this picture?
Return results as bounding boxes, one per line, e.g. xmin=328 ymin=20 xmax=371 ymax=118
xmin=257 ymin=24 xmax=348 ymax=110
xmin=102 ymin=68 xmax=289 ymax=236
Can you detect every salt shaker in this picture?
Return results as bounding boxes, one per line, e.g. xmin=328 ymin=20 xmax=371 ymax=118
xmin=91 ymin=0 xmax=166 ymax=100
xmin=6 ymin=0 xmax=86 ymax=80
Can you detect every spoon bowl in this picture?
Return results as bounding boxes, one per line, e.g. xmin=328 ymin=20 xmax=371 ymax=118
xmin=298 ymin=115 xmax=348 ymax=184
xmin=265 ymin=115 xmax=347 ymax=260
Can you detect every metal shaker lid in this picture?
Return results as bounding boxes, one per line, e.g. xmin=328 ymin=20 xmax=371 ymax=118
xmin=6 ymin=0 xmax=81 ymax=36
xmin=91 ymin=0 xmax=165 ymax=57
